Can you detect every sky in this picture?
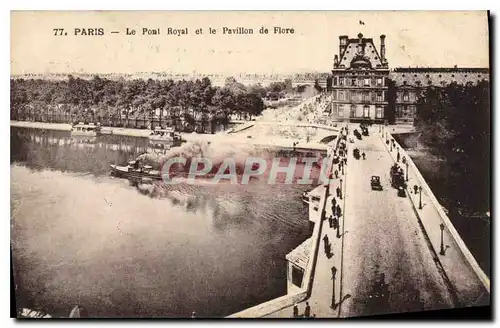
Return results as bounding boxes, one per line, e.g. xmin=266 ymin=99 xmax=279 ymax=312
xmin=10 ymin=11 xmax=490 ymax=75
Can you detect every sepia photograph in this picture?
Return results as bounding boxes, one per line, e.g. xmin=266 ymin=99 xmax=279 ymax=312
xmin=10 ymin=10 xmax=491 ymax=319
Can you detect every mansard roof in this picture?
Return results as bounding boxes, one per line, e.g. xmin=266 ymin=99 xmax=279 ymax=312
xmin=338 ymin=36 xmax=384 ymax=69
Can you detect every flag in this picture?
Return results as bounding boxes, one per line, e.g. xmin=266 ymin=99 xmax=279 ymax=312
xmin=359 ymin=20 xmax=365 ymax=25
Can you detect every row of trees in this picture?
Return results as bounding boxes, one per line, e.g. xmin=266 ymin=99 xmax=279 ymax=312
xmin=11 ymin=76 xmax=271 ymax=133
xmin=414 ymin=80 xmax=490 ymax=213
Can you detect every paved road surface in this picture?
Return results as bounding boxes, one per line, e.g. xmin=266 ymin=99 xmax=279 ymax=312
xmin=339 ymin=127 xmax=456 ymax=317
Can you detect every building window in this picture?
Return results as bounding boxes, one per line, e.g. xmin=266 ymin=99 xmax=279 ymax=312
xmin=332 ymin=90 xmax=337 ymax=100
xmin=339 ymin=78 xmax=344 ymax=86
xmin=363 ymin=106 xmax=370 ymax=118
xmin=350 ymin=105 xmax=356 ymax=118
xmin=377 ymin=92 xmax=383 ymax=102
xmin=363 ymin=92 xmax=370 ymax=102
xmin=338 ymin=105 xmax=344 ymax=117
xmin=364 ymin=78 xmax=370 ymax=86
xmin=339 ymin=91 xmax=344 ymax=101
xmin=377 ymin=77 xmax=383 ymax=86
xmin=376 ymin=106 xmax=383 ymax=118
xmin=396 ymin=105 xmax=404 ymax=117
xmin=403 ymin=92 xmax=409 ymax=101
xmin=351 ymin=78 xmax=357 ymax=86
xmin=408 ymin=105 xmax=416 ymax=116
xmin=333 ymin=77 xmax=337 ymax=86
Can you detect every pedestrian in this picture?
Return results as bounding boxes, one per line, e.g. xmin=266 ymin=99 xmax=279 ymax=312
xmin=414 ymin=184 xmax=418 ymax=194
xmin=329 ymin=215 xmax=334 ymax=228
xmin=334 ymin=169 xmax=339 ymax=178
xmin=402 ymin=156 xmax=406 ymax=165
xmin=336 ymin=186 xmax=341 ymax=198
xmin=344 ymin=158 xmax=347 ymax=166
xmin=331 ymin=196 xmax=336 ymax=208
xmin=336 ymin=204 xmax=342 ymax=218
xmin=333 ymin=216 xmax=339 ymax=230
xmin=304 ymin=302 xmax=311 ymax=318
xmin=397 ymin=152 xmax=400 ymax=162
xmin=293 ymin=304 xmax=299 ymax=318
xmin=323 ymin=234 xmax=329 ymax=244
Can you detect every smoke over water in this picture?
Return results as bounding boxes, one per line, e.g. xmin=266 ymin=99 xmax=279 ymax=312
xmin=134 ymin=140 xmax=328 ymax=188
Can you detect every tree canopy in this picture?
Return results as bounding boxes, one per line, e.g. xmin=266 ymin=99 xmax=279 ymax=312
xmin=11 ymin=75 xmax=266 ymax=133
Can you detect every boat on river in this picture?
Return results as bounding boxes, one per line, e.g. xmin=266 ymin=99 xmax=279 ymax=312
xmin=71 ymin=122 xmax=101 ymax=136
xmin=110 ymin=161 xmax=163 ymax=181
xmin=71 ymin=122 xmax=101 ymax=143
xmin=149 ymin=127 xmax=181 ymax=142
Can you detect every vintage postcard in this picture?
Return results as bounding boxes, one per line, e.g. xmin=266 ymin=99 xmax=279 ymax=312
xmin=10 ymin=11 xmax=490 ymax=319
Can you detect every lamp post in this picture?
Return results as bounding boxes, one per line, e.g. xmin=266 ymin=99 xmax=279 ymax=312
xmin=405 ymin=161 xmax=409 ymax=182
xmin=418 ymin=186 xmax=423 ymax=209
xmin=331 ymin=266 xmax=337 ymax=309
xmin=439 ymin=223 xmax=446 ymax=255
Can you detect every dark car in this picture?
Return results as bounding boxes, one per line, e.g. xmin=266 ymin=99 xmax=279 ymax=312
xmin=353 ymin=148 xmax=361 ymax=159
xmin=371 ymin=176 xmax=382 ymax=190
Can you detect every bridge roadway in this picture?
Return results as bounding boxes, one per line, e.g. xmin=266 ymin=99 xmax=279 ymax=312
xmin=267 ymin=124 xmax=488 ymax=318
xmin=338 ymin=128 xmax=456 ymax=317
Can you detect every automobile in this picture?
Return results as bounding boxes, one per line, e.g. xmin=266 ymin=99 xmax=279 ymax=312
xmin=397 ymin=186 xmax=406 ymax=197
xmin=353 ymin=148 xmax=361 ymax=159
xmin=371 ymin=176 xmax=382 ymax=190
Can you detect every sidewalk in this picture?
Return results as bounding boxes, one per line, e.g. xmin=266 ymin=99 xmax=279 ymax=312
xmin=382 ymin=132 xmax=489 ymax=307
xmin=265 ymin=130 xmax=349 ymax=318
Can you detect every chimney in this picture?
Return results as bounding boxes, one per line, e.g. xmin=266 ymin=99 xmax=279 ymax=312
xmin=339 ymin=35 xmax=349 ymax=57
xmin=380 ymin=34 xmax=386 ymax=63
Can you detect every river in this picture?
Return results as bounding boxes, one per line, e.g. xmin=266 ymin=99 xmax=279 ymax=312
xmin=10 ymin=127 xmax=318 ymax=318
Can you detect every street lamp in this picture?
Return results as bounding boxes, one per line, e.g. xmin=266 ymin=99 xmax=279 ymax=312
xmin=405 ymin=161 xmax=409 ymax=182
xmin=418 ymin=186 xmax=423 ymax=209
xmin=331 ymin=266 xmax=337 ymax=309
xmin=439 ymin=223 xmax=446 ymax=255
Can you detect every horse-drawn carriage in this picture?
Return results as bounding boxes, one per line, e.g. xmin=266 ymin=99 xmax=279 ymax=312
xmin=390 ymin=164 xmax=407 ymax=197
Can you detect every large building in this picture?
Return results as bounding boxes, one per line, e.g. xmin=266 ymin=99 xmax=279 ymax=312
xmin=390 ymin=67 xmax=489 ymax=124
xmin=330 ymin=33 xmax=389 ymax=123
xmin=329 ymin=34 xmax=490 ymax=124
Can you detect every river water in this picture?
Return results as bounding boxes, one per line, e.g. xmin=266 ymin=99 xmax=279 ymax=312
xmin=10 ymin=127 xmax=318 ymax=318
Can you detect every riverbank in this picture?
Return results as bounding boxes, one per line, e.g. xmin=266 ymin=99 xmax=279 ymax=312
xmin=10 ymin=120 xmax=331 ymax=151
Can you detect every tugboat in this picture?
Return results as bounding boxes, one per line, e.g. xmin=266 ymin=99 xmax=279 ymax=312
xmin=110 ymin=160 xmax=162 ymax=181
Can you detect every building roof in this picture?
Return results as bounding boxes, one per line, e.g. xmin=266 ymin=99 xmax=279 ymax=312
xmin=392 ymin=67 xmax=489 ymax=73
xmin=338 ymin=34 xmax=385 ymax=69
xmin=286 ymin=237 xmax=312 ymax=270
